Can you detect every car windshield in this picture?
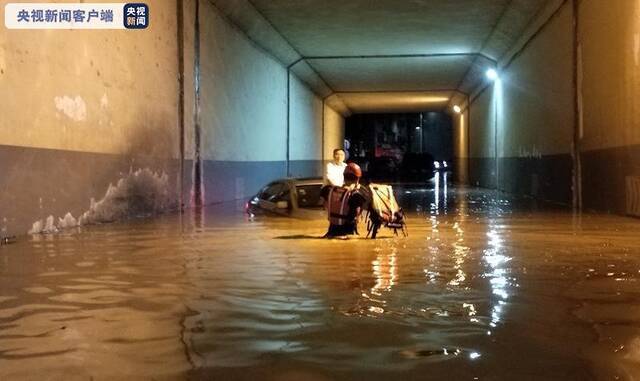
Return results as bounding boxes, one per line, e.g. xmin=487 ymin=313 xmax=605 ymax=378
xmin=295 ymin=184 xmax=323 ymax=209
xmin=259 ymin=182 xmax=287 ymax=201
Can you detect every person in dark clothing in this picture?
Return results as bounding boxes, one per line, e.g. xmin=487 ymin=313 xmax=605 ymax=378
xmin=321 ymin=162 xmax=369 ymax=238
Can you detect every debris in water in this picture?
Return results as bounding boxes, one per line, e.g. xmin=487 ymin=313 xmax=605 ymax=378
xmin=29 ymin=215 xmax=59 ymax=234
xmin=58 ymin=212 xmax=78 ymax=229
xmin=78 ymin=168 xmax=171 ymax=224
xmin=26 ymin=168 xmax=172 ymax=234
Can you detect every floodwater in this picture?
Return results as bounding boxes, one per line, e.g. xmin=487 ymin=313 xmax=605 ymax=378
xmin=1 ymin=177 xmax=640 ymax=380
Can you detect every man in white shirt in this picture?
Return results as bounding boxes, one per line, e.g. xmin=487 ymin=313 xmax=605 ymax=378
xmin=325 ymin=148 xmax=347 ymax=186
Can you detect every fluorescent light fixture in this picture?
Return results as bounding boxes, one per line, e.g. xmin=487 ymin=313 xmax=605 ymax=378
xmin=453 ymin=105 xmax=461 ymax=113
xmin=486 ymin=68 xmax=498 ymax=81
xmin=412 ymin=96 xmax=450 ymax=103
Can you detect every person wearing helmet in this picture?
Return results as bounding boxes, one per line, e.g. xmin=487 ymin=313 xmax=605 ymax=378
xmin=320 ymin=162 xmax=369 ymax=238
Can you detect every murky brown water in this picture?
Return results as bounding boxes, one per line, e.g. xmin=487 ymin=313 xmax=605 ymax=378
xmin=1 ymin=182 xmax=640 ymax=380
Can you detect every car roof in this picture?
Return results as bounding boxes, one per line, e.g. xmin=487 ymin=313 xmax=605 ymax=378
xmin=271 ymin=177 xmax=324 ymax=186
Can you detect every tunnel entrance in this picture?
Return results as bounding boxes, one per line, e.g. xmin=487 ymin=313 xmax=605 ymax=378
xmin=345 ymin=112 xmax=453 ymax=182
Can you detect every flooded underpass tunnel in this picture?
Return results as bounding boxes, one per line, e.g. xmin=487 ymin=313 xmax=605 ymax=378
xmin=1 ymin=0 xmax=640 ymax=379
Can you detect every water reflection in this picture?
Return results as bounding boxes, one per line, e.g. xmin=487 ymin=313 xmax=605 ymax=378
xmin=371 ymin=246 xmax=398 ymax=296
xmin=1 ymin=188 xmax=639 ymax=379
xmin=398 ymin=170 xmax=451 ymax=216
xmin=443 ymin=171 xmax=448 ymax=214
xmin=482 ymin=221 xmax=514 ymax=337
xmin=448 ymin=222 xmax=469 ymax=288
xmin=432 ymin=171 xmax=440 ymax=215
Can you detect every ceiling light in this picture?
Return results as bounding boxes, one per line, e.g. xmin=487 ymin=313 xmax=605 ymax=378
xmin=486 ymin=68 xmax=498 ymax=81
xmin=453 ymin=105 xmax=461 ymax=114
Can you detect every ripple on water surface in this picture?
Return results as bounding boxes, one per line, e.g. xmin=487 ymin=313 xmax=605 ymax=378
xmin=1 ymin=187 xmax=639 ymax=379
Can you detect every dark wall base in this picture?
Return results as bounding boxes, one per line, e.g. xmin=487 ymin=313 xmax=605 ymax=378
xmin=453 ymin=157 xmax=469 ymax=185
xmin=0 ymin=144 xmax=180 ymax=236
xmin=499 ymin=154 xmax=573 ymax=205
xmin=468 ymin=157 xmax=497 ymax=189
xmin=468 ymin=154 xmax=573 ymax=205
xmin=581 ymin=144 xmax=640 ymax=214
xmin=463 ymin=146 xmax=640 ymax=215
xmin=191 ymin=159 xmax=322 ymax=205
xmin=0 ymin=143 xmax=324 ymax=235
xmin=199 ymin=160 xmax=285 ymax=205
xmin=289 ymin=160 xmax=323 ymax=179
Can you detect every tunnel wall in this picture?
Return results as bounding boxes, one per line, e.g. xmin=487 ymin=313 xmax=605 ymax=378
xmin=578 ymin=0 xmax=640 ymax=215
xmin=197 ymin=0 xmax=328 ymax=204
xmin=468 ymin=2 xmax=574 ymax=204
xmin=497 ymin=3 xmax=574 ymax=204
xmin=0 ymin=0 xmax=335 ymax=235
xmin=289 ymin=75 xmax=324 ymax=178
xmin=452 ymin=110 xmax=469 ymax=184
xmin=323 ymin=105 xmax=346 ymax=172
xmin=199 ymin=0 xmax=288 ymax=204
xmin=468 ymin=86 xmax=497 ymax=189
xmin=0 ymin=0 xmax=181 ymax=236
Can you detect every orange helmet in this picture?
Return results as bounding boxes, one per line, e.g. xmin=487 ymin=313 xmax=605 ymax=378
xmin=343 ymin=162 xmax=362 ymax=178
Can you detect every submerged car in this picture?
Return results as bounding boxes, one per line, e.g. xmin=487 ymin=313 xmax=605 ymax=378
xmin=246 ymin=177 xmax=325 ymax=217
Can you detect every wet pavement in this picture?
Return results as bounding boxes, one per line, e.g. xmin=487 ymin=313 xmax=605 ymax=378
xmin=1 ymin=177 xmax=640 ymax=380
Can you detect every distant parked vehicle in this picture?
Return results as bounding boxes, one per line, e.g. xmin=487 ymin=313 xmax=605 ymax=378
xmin=433 ymin=159 xmax=451 ymax=172
xmin=246 ymin=177 xmax=325 ymax=217
xmin=399 ymin=152 xmax=435 ymax=181
xmin=368 ymin=156 xmax=399 ymax=182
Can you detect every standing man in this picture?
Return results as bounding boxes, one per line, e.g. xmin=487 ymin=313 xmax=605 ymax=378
xmin=325 ymin=148 xmax=347 ymax=186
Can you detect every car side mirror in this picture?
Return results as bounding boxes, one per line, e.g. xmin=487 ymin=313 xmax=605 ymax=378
xmin=276 ymin=201 xmax=289 ymax=209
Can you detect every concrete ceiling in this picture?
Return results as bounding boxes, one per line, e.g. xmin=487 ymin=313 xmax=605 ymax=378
xmin=332 ymin=91 xmax=457 ymax=114
xmin=306 ymin=55 xmax=475 ymax=92
xmin=250 ymin=0 xmax=511 ymax=57
xmin=212 ymin=0 xmax=556 ymax=114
